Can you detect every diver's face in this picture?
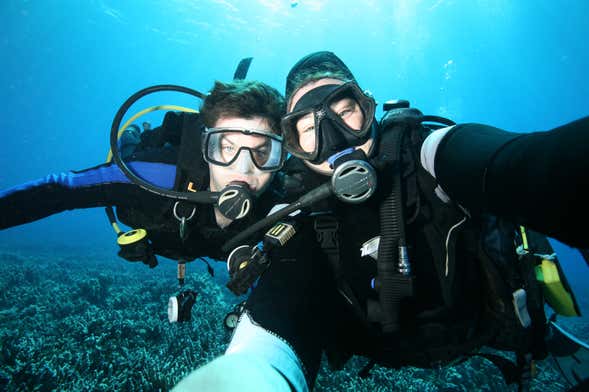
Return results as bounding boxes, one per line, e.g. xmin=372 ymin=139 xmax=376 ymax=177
xmin=208 ymin=116 xmax=274 ymax=196
xmin=288 ymin=79 xmax=373 ymax=175
xmin=295 ymin=96 xmax=365 ymax=153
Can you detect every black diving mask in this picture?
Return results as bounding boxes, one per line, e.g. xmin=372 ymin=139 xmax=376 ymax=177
xmin=281 ymin=82 xmax=376 ymax=164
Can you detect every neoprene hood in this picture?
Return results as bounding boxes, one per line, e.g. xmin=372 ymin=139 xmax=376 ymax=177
xmin=285 ymin=51 xmax=357 ymax=102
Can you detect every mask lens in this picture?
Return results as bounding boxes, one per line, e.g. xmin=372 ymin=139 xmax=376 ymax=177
xmin=281 ymin=109 xmax=318 ymax=160
xmin=204 ymin=128 xmax=284 ymax=172
xmin=324 ymin=83 xmax=375 ymax=137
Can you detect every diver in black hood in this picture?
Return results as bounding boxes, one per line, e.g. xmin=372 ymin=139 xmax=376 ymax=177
xmin=281 ymin=51 xmax=589 ymax=249
xmin=173 ymin=51 xmax=589 ymax=392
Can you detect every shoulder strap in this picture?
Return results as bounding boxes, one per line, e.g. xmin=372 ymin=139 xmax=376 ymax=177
xmin=313 ymin=215 xmax=368 ymax=324
xmin=174 ymin=112 xmax=208 ymax=192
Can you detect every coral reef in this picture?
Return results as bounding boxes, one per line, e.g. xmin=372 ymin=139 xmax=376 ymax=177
xmin=0 ymin=248 xmax=582 ymax=391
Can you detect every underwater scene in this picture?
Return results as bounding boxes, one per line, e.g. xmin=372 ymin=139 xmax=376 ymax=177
xmin=2 ymin=0 xmax=589 ymax=391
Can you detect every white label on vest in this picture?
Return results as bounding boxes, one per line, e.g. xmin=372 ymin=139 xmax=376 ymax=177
xmin=361 ymin=236 xmax=380 ymax=260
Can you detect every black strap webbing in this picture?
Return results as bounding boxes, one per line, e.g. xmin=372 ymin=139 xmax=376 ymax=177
xmin=313 ymin=215 xmax=366 ymax=322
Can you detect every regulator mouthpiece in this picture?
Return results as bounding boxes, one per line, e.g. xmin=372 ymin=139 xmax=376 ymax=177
xmin=217 ymin=181 xmax=253 ymax=220
xmin=330 ymin=149 xmax=377 ymax=203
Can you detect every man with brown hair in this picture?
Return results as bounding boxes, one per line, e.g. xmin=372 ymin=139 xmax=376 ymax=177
xmin=0 ymin=79 xmax=286 ymax=264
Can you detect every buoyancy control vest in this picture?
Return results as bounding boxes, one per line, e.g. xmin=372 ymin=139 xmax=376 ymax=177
xmin=113 ymin=111 xmax=214 ymax=262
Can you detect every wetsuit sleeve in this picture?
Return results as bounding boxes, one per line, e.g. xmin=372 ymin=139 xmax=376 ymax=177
xmin=224 ymin=313 xmax=308 ymax=391
xmin=244 ymin=222 xmax=332 ymax=388
xmin=433 ymin=117 xmax=589 ymax=248
xmin=0 ymin=161 xmax=176 ymax=229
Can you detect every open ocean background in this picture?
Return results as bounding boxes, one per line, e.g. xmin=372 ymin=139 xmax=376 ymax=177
xmin=1 ymin=1 xmax=588 ymax=390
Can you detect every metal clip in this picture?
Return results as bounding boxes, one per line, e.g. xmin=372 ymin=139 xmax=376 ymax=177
xmin=173 ymin=202 xmax=196 ymax=242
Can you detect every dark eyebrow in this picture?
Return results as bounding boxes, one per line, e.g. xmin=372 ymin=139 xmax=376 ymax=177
xmin=332 ymin=97 xmax=356 ymax=107
xmin=252 ymin=140 xmax=270 ymax=150
xmin=219 ymin=134 xmax=236 ymax=147
xmin=223 ymin=134 xmax=270 ymax=150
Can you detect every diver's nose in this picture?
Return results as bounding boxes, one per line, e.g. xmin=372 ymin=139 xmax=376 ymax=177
xmin=233 ymin=150 xmax=255 ymax=174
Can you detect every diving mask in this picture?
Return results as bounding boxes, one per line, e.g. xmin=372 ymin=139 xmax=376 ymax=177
xmin=281 ymin=82 xmax=376 ymax=164
xmin=202 ymin=127 xmax=285 ymax=172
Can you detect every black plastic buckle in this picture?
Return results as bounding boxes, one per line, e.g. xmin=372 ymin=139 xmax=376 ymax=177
xmin=314 ymin=215 xmax=339 ymax=250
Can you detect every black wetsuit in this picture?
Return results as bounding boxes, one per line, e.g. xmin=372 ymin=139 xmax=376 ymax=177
xmin=0 ymin=113 xmax=277 ymax=262
xmin=243 ymin=118 xmax=589 ymax=387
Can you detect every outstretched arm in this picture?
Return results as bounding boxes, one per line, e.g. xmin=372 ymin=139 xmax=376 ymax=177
xmin=421 ymin=117 xmax=589 ymax=248
xmin=0 ymin=161 xmax=176 ymax=230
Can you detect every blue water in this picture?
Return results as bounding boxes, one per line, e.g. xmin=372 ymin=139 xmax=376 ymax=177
xmin=1 ymin=0 xmax=589 ymax=388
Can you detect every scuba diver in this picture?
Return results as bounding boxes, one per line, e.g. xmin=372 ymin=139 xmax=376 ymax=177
xmin=172 ymin=52 xmax=589 ymax=392
xmin=0 ymin=78 xmax=286 ymax=308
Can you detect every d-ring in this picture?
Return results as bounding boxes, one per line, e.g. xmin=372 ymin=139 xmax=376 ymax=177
xmin=173 ymin=201 xmax=196 ymax=222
